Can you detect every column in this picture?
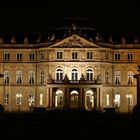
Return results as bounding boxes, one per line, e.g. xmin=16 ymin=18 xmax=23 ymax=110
xmin=64 ymin=88 xmax=67 ymax=109
xmin=49 ymin=88 xmax=53 ymax=107
xmin=134 ymin=74 xmax=140 ymax=105
xmin=81 ymin=88 xmax=85 ymax=110
xmin=94 ymin=88 xmax=97 ymax=108
xmin=79 ymin=88 xmax=82 ymax=109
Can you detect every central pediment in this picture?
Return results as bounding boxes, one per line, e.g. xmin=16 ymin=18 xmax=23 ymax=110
xmin=49 ymin=34 xmax=100 ymax=48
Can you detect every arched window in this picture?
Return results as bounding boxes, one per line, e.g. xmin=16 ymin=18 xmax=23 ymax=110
xmin=4 ymin=70 xmax=9 ymax=84
xmin=29 ymin=71 xmax=35 ymax=84
xmin=127 ymin=71 xmax=133 ymax=85
xmin=115 ymin=71 xmax=121 ymax=84
xmin=114 ymin=94 xmax=120 ymax=108
xmin=86 ymin=69 xmax=93 ymax=81
xmin=16 ymin=71 xmax=22 ymax=84
xmin=71 ymin=69 xmax=78 ymax=81
xmin=56 ymin=69 xmax=63 ymax=81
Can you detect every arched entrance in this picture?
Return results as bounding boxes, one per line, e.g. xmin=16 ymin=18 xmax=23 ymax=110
xmin=85 ymin=90 xmax=94 ymax=110
xmin=55 ymin=90 xmax=64 ymax=108
xmin=70 ymin=90 xmax=79 ymax=109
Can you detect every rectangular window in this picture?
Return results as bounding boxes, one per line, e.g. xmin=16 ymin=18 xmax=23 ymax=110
xmin=106 ymin=94 xmax=110 ymax=106
xmin=29 ymin=53 xmax=35 ymax=60
xmin=105 ymin=52 xmax=109 ymax=60
xmin=29 ymin=71 xmax=35 ymax=84
xmin=87 ymin=52 xmax=93 ymax=59
xmin=40 ymin=70 xmax=44 ymax=84
xmin=115 ymin=53 xmax=120 ymax=61
xmin=4 ymin=93 xmax=9 ymax=105
xmin=29 ymin=93 xmax=34 ymax=107
xmin=4 ymin=53 xmax=10 ymax=60
xmin=16 ymin=94 xmax=22 ymax=105
xmin=40 ymin=52 xmax=45 ymax=60
xmin=16 ymin=53 xmax=22 ymax=60
xmin=72 ymin=52 xmax=77 ymax=59
xmin=105 ymin=71 xmax=109 ymax=83
xmin=57 ymin=51 xmax=63 ymax=59
xmin=39 ymin=94 xmax=43 ymax=105
xmin=128 ymin=53 xmax=133 ymax=61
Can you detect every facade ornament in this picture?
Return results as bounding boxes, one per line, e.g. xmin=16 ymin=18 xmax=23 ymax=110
xmin=134 ymin=37 xmax=139 ymax=44
xmin=36 ymin=34 xmax=41 ymax=43
xmin=11 ymin=35 xmax=16 ymax=44
xmin=0 ymin=37 xmax=4 ymax=44
xmin=121 ymin=36 xmax=126 ymax=44
xmin=23 ymin=36 xmax=29 ymax=44
xmin=109 ymin=35 xmax=113 ymax=44
xmin=95 ymin=32 xmax=102 ymax=42
xmin=48 ymin=33 xmax=55 ymax=41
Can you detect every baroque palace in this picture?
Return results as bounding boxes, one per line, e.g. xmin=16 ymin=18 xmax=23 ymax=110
xmin=0 ymin=20 xmax=139 ymax=113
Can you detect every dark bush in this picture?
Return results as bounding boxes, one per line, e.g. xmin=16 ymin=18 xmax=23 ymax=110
xmin=104 ymin=108 xmax=116 ymax=113
xmin=33 ymin=107 xmax=46 ymax=112
xmin=0 ymin=104 xmax=4 ymax=113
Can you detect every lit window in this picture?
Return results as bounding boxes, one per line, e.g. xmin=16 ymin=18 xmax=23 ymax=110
xmin=115 ymin=71 xmax=121 ymax=84
xmin=4 ymin=71 xmax=9 ymax=84
xmin=114 ymin=94 xmax=120 ymax=108
xmin=29 ymin=93 xmax=34 ymax=107
xmin=39 ymin=94 xmax=43 ymax=105
xmin=106 ymin=94 xmax=110 ymax=106
xmin=29 ymin=71 xmax=35 ymax=84
xmin=4 ymin=93 xmax=9 ymax=105
xmin=16 ymin=94 xmax=22 ymax=105
xmin=127 ymin=71 xmax=133 ymax=85
xmin=126 ymin=94 xmax=133 ymax=106
xmin=16 ymin=71 xmax=22 ymax=84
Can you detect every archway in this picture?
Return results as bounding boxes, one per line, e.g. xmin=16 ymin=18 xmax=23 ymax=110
xmin=55 ymin=90 xmax=64 ymax=108
xmin=70 ymin=90 xmax=79 ymax=109
xmin=85 ymin=90 xmax=94 ymax=110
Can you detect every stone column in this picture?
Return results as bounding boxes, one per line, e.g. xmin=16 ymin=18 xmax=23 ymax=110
xmin=49 ymin=88 xmax=53 ymax=107
xmin=78 ymin=88 xmax=82 ymax=109
xmin=134 ymin=74 xmax=140 ymax=105
xmin=94 ymin=88 xmax=97 ymax=108
xmin=81 ymin=88 xmax=85 ymax=110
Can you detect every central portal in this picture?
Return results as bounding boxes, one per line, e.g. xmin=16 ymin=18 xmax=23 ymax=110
xmin=70 ymin=90 xmax=79 ymax=109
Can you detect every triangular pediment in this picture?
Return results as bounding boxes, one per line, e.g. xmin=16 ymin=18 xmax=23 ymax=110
xmin=49 ymin=34 xmax=100 ymax=48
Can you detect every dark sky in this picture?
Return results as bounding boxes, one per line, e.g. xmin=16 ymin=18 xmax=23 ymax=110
xmin=0 ymin=0 xmax=140 ymax=36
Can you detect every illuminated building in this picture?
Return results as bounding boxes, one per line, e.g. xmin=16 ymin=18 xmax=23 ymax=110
xmin=0 ymin=20 xmax=138 ymax=112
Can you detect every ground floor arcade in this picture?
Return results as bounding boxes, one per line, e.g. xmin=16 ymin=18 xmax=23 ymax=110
xmin=47 ymin=84 xmax=102 ymax=110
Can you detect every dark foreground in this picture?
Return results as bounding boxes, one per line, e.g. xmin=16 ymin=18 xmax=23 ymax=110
xmin=0 ymin=110 xmax=140 ymax=139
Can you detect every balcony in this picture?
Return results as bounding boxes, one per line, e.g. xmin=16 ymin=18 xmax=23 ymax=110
xmin=49 ymin=79 xmax=101 ymax=84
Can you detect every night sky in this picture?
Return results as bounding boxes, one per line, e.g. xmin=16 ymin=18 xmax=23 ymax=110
xmin=0 ymin=0 xmax=140 ymax=36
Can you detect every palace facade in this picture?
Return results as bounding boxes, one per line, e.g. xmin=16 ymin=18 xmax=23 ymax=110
xmin=0 ymin=22 xmax=139 ymax=112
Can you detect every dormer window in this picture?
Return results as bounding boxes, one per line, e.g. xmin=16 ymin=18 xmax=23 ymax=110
xmin=87 ymin=52 xmax=93 ymax=59
xmin=57 ymin=51 xmax=63 ymax=59
xmin=72 ymin=52 xmax=77 ymax=59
